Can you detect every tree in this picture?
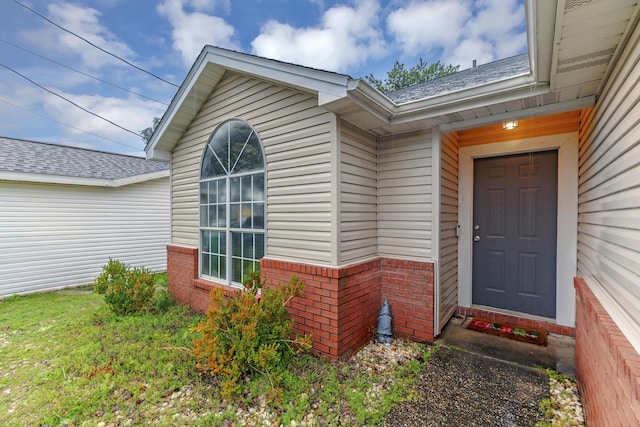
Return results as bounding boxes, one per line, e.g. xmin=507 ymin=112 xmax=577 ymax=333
xmin=140 ymin=116 xmax=161 ymax=143
xmin=366 ymin=59 xmax=459 ymax=93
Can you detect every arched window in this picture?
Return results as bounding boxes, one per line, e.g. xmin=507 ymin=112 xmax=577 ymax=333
xmin=199 ymin=119 xmax=265 ymax=285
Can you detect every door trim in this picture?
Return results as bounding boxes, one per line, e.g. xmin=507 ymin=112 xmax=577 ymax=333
xmin=458 ymin=132 xmax=578 ymax=327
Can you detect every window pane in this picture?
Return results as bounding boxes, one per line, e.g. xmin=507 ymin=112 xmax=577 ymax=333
xmin=232 ymin=232 xmax=242 ymax=257
xmin=230 ymin=176 xmax=241 ymax=202
xmin=199 ymin=206 xmax=208 ymax=227
xmin=211 ymin=231 xmax=219 ymax=253
xmin=219 ymin=255 xmax=226 ymax=277
xmin=253 ymin=203 xmax=264 ymax=229
xmin=229 ymin=125 xmax=253 ymax=174
xmin=217 ymin=205 xmax=226 ymax=227
xmin=230 ymin=203 xmax=240 ymax=228
xmin=211 ymin=255 xmax=219 ymax=277
xmin=253 ymin=174 xmax=264 ymax=202
xmin=208 ymin=206 xmax=217 ymax=228
xmin=199 ymin=182 xmax=208 ymax=204
xmin=201 ymin=146 xmax=226 ymax=178
xmin=241 ymin=175 xmax=253 ymax=202
xmin=232 ymin=258 xmax=242 ymax=283
xmin=255 ymin=233 xmax=264 ymax=259
xmin=202 ymin=230 xmax=210 ymax=252
xmin=208 ymin=181 xmax=218 ymax=203
xmin=242 ymin=233 xmax=254 ymax=258
xmin=219 ymin=181 xmax=227 ymax=203
xmin=210 ymin=123 xmax=229 ymax=173
xmin=241 ymin=203 xmax=252 ymax=228
xmin=234 ymin=134 xmax=264 ymax=174
xmin=202 ymin=253 xmax=210 ymax=276
xmin=219 ymin=233 xmax=227 ymax=255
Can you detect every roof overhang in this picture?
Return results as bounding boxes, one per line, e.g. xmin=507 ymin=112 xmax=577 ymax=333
xmin=0 ymin=169 xmax=170 ymax=188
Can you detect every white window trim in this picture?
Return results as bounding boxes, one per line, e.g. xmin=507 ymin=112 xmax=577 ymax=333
xmin=199 ymin=120 xmax=266 ymax=288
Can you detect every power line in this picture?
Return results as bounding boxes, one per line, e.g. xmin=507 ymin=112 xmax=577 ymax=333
xmin=0 ymin=38 xmax=169 ymax=106
xmin=0 ymin=63 xmax=141 ymax=138
xmin=0 ymin=97 xmax=142 ymax=151
xmin=10 ymin=0 xmax=179 ymax=88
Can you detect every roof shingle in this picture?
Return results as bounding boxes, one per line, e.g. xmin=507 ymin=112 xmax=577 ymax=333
xmin=0 ymin=137 xmax=169 ymax=180
xmin=385 ymin=54 xmax=530 ymax=104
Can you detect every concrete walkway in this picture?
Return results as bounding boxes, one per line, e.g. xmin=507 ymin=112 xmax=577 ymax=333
xmin=437 ymin=316 xmax=576 ymax=377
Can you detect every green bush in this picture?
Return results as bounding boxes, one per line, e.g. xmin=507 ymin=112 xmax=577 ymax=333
xmin=94 ymin=259 xmax=156 ymax=315
xmin=192 ymin=272 xmax=312 ymax=400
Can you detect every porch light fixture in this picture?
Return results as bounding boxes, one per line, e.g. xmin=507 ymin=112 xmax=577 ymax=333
xmin=502 ymin=120 xmax=518 ymax=130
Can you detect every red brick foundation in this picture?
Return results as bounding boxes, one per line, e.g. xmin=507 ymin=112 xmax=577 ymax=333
xmin=575 ymin=278 xmax=640 ymax=426
xmin=456 ymin=306 xmax=576 ymax=337
xmin=166 ymin=244 xmax=435 ymax=359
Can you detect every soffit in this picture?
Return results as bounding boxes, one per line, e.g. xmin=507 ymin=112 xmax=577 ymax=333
xmin=550 ymin=0 xmax=640 ymax=99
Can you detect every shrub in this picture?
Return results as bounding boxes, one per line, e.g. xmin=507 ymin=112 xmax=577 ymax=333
xmin=94 ymin=259 xmax=156 ymax=315
xmin=192 ymin=272 xmax=312 ymax=399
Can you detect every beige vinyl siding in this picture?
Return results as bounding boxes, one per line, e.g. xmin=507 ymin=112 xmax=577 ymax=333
xmin=377 ymin=130 xmax=433 ymax=259
xmin=577 ymin=22 xmax=640 ymax=349
xmin=170 ymin=72 xmax=336 ymax=264
xmin=439 ymin=131 xmax=459 ymax=332
xmin=0 ymin=178 xmax=169 ymax=296
xmin=339 ymin=122 xmax=378 ymax=264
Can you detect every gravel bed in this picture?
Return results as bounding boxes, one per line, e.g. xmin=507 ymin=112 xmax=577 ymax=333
xmin=544 ymin=374 xmax=585 ymax=426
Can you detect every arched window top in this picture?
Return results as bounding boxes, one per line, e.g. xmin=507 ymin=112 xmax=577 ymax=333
xmin=201 ymin=119 xmax=264 ymax=179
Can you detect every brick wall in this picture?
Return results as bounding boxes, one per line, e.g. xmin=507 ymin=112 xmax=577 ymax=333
xmin=166 ymin=245 xmax=436 ymax=359
xmin=166 ymin=245 xmax=198 ymax=306
xmin=261 ymin=257 xmax=434 ymax=359
xmin=381 ymin=259 xmax=435 ymax=342
xmin=575 ymin=278 xmax=640 ymax=426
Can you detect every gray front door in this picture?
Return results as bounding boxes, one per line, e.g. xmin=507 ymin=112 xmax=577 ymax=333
xmin=472 ymin=151 xmax=558 ymax=318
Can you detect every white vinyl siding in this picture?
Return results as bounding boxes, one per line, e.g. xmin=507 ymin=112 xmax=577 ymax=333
xmin=577 ymin=23 xmax=640 ymax=351
xmin=171 ymin=72 xmax=336 ymax=265
xmin=0 ymin=178 xmax=169 ymax=296
xmin=340 ymin=122 xmax=378 ymax=264
xmin=439 ymin=131 xmax=459 ymax=332
xmin=377 ymin=130 xmax=433 ymax=260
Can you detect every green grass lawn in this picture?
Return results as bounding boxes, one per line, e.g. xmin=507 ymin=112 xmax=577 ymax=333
xmin=0 ymin=283 xmax=426 ymax=426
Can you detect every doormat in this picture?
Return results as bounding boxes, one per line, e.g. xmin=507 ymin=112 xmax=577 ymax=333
xmin=466 ymin=318 xmax=547 ymax=346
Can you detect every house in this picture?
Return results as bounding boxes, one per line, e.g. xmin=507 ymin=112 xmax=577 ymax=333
xmin=0 ymin=137 xmax=170 ymax=297
xmin=145 ymin=0 xmax=640 ymax=424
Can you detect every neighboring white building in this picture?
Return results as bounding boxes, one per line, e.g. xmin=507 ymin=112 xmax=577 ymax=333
xmin=0 ymin=137 xmax=170 ymax=296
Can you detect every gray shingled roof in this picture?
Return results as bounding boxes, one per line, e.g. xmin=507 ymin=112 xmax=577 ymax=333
xmin=0 ymin=137 xmax=169 ymax=180
xmin=385 ymin=54 xmax=530 ymax=104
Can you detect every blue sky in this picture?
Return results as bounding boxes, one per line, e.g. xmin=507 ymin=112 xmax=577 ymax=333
xmin=0 ymin=0 xmax=527 ymax=156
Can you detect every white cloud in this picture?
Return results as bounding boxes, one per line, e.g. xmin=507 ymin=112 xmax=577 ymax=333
xmin=157 ymin=0 xmax=239 ymax=66
xmin=386 ymin=0 xmax=526 ymax=68
xmin=41 ymin=91 xmax=165 ymax=146
xmin=21 ymin=2 xmax=134 ymax=69
xmin=251 ymin=0 xmax=386 ymax=73
xmin=387 ymin=1 xmax=472 ymax=56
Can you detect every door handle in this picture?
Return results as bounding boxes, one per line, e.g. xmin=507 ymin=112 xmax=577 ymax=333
xmin=474 ymin=235 xmax=481 ymax=242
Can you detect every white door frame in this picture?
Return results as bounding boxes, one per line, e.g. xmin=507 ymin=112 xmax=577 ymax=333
xmin=458 ymin=132 xmax=578 ymax=327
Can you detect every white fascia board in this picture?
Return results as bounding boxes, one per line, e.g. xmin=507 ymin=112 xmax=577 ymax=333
xmin=0 ymin=169 xmax=169 ymax=188
xmin=391 ymin=74 xmax=543 ymax=124
xmin=530 ymin=0 xmax=558 ymax=85
xmin=342 ymin=79 xmax=395 ymax=123
xmin=146 ymin=48 xmax=223 ymax=160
